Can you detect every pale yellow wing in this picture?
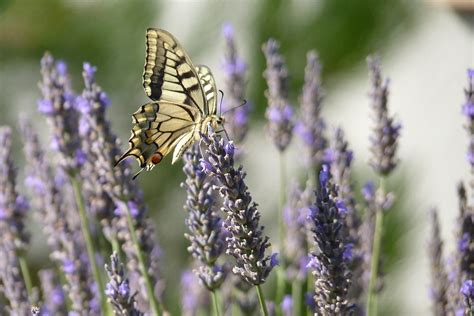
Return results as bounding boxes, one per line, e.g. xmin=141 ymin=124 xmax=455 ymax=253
xmin=196 ymin=65 xmax=218 ymax=115
xmin=143 ymin=28 xmax=207 ymax=114
xmin=116 ymin=102 xmax=200 ymax=170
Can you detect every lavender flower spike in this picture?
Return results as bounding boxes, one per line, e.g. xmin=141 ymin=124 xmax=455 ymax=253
xmin=367 ymin=56 xmax=400 ymax=176
xmin=38 ymin=269 xmax=67 ymax=315
xmin=262 ymin=39 xmax=294 ymax=151
xmin=221 ymin=23 xmax=250 ymax=144
xmin=462 ymin=68 xmax=474 ymax=175
xmin=38 ymin=52 xmax=82 ymax=174
xmin=428 ymin=208 xmax=449 ymax=316
xmin=76 ymin=62 xmax=116 ymax=238
xmin=200 ymin=130 xmax=276 ymax=285
xmin=105 ymin=252 xmax=144 ymax=316
xmin=0 ymin=126 xmax=30 ymax=315
xmin=20 ymin=118 xmax=96 ymax=313
xmin=182 ymin=144 xmax=226 ymax=290
xmin=308 ymin=165 xmax=352 ymax=315
xmin=296 ymin=51 xmax=327 ymax=169
xmin=461 ymin=280 xmax=474 ymax=315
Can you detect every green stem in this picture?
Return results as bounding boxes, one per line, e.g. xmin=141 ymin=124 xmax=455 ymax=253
xmin=211 ymin=290 xmax=221 ymax=316
xmin=366 ymin=177 xmax=386 ymax=316
xmin=70 ymin=176 xmax=109 ymax=314
xmin=292 ymin=280 xmax=305 ymax=316
xmin=276 ymin=151 xmax=287 ymax=305
xmin=18 ymin=255 xmax=33 ymax=301
xmin=123 ymin=201 xmax=162 ymax=315
xmin=256 ymin=284 xmax=269 ymax=316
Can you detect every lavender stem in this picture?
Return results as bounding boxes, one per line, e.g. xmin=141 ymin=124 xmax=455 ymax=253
xmin=256 ymin=284 xmax=269 ymax=316
xmin=367 ymin=176 xmax=386 ymax=316
xmin=70 ymin=176 xmax=109 ymax=314
xmin=18 ymin=256 xmax=33 ymax=300
xmin=291 ymin=280 xmax=304 ymax=316
xmin=122 ymin=201 xmax=162 ymax=315
xmin=276 ymin=152 xmax=287 ymax=305
xmin=211 ymin=291 xmax=221 ymax=316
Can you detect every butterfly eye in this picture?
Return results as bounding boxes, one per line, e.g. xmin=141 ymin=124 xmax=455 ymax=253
xmin=151 ymin=152 xmax=163 ymax=165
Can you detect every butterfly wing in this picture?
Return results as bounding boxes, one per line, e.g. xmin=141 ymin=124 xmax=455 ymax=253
xmin=117 ymin=102 xmax=200 ymax=170
xmin=196 ymin=65 xmax=218 ymax=115
xmin=117 ymin=28 xmax=211 ymax=170
xmin=143 ymin=28 xmax=207 ymax=114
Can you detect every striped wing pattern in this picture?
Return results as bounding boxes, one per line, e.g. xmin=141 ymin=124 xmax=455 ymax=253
xmin=117 ymin=28 xmax=219 ymax=172
xmin=117 ymin=102 xmax=199 ymax=169
xmin=143 ymin=28 xmax=206 ymax=114
xmin=196 ymin=65 xmax=218 ymax=115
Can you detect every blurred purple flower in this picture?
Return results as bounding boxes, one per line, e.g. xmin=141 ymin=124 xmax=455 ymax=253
xmin=262 ymin=39 xmax=294 ymax=151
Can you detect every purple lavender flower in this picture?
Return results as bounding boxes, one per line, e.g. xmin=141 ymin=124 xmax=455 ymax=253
xmin=221 ymin=22 xmax=250 ymax=145
xmin=105 ymin=252 xmax=144 ymax=316
xmin=74 ymin=62 xmax=164 ymax=311
xmin=462 ymin=68 xmax=474 ymax=170
xmin=182 ymin=144 xmax=226 ymax=290
xmin=428 ymin=208 xmax=449 ymax=316
xmin=181 ymin=270 xmax=210 ymax=316
xmin=0 ymin=127 xmax=30 ymax=253
xmin=262 ymin=39 xmax=294 ymax=151
xmin=461 ymin=280 xmax=474 ymax=315
xmin=367 ymin=56 xmax=400 ymax=176
xmin=281 ymin=295 xmax=293 ymax=316
xmin=38 ymin=53 xmax=82 ymax=173
xmin=325 ymin=127 xmax=363 ymax=302
xmin=200 ymin=131 xmax=276 ymax=285
xmin=308 ymin=165 xmax=352 ymax=314
xmin=297 ymin=51 xmax=327 ymax=169
xmin=0 ymin=127 xmax=30 ymax=315
xmin=20 ymin=118 xmax=96 ymax=314
xmin=38 ymin=269 xmax=67 ymax=315
xmin=76 ymin=62 xmax=116 ymax=239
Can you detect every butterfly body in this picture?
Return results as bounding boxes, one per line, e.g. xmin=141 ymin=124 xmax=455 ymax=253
xmin=117 ymin=28 xmax=223 ymax=173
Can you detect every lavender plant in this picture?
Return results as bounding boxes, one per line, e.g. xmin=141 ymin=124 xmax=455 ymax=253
xmin=296 ymin=51 xmax=327 ymax=177
xmin=0 ymin=126 xmax=31 ymax=315
xmin=221 ymin=23 xmax=250 ymax=146
xmin=200 ymin=130 xmax=277 ymax=315
xmin=308 ymin=165 xmax=352 ymax=315
xmin=38 ymin=53 xmax=108 ymax=312
xmin=365 ymin=56 xmax=401 ymax=316
xmin=105 ymin=252 xmax=144 ymax=316
xmin=1 ymin=28 xmax=472 ymax=316
xmin=76 ymin=62 xmax=164 ymax=315
xmin=20 ymin=118 xmax=98 ymax=314
xmin=182 ymin=143 xmax=226 ymax=314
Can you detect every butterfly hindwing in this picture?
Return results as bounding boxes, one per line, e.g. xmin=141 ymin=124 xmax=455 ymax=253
xmin=117 ymin=102 xmax=199 ymax=169
xmin=196 ymin=65 xmax=217 ymax=115
xmin=143 ymin=28 xmax=207 ymax=114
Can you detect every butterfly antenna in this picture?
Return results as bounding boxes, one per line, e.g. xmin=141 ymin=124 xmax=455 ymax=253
xmin=219 ymin=89 xmax=225 ymax=115
xmin=222 ymin=125 xmax=230 ymax=141
xmin=132 ymin=168 xmax=145 ymax=180
xmin=222 ymin=99 xmax=247 ymax=115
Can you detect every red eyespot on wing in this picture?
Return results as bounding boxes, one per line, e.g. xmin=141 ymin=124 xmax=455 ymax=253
xmin=151 ymin=153 xmax=163 ymax=165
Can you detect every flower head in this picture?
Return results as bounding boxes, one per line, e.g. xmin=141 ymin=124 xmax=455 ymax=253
xmin=297 ymin=51 xmax=327 ymax=168
xmin=221 ymin=23 xmax=250 ymax=145
xmin=367 ymin=56 xmax=400 ymax=176
xmin=262 ymin=39 xmax=294 ymax=151
xmin=200 ymin=131 xmax=275 ymax=285
xmin=308 ymin=165 xmax=352 ymax=314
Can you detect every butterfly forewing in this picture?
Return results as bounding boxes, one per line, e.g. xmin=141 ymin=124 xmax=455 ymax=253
xmin=143 ymin=28 xmax=207 ymax=114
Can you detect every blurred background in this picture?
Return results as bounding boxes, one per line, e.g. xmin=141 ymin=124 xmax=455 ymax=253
xmin=0 ymin=0 xmax=472 ymax=314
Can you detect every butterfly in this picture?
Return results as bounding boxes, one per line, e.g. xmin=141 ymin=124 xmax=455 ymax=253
xmin=116 ymin=28 xmax=224 ymax=176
